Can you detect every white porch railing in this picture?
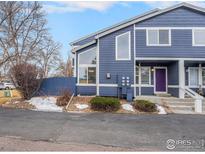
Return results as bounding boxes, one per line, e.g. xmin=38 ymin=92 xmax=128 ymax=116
xmin=180 ymin=87 xmax=203 ymax=113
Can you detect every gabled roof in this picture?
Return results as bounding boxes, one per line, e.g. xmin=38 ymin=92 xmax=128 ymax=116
xmin=70 ymin=8 xmax=160 ymax=46
xmin=70 ymin=2 xmax=205 ymax=48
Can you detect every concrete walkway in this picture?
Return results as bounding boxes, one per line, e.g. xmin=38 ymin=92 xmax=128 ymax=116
xmin=0 ymin=108 xmax=204 ymax=151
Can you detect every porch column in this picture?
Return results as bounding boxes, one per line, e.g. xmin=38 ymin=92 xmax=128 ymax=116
xmin=178 ymin=60 xmax=185 ymax=98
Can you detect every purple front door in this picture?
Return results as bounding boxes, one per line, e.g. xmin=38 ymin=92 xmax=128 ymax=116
xmin=155 ymin=68 xmax=166 ymax=92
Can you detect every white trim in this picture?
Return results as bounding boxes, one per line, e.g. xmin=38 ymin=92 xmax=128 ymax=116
xmin=153 ymin=67 xmax=168 ymax=94
xmin=77 ymin=47 xmax=97 ymax=85
xmin=192 ymin=29 xmax=205 ymax=46
xmin=133 ymin=25 xmax=136 ymax=97
xmin=178 ymin=59 xmax=185 ymax=98
xmin=140 ymin=66 xmax=151 ymax=85
xmin=76 ymin=84 xmax=96 ymax=86
xmin=146 ymin=29 xmax=171 ymax=46
xmin=168 ymin=85 xmax=179 ymax=88
xmin=134 ymin=84 xmax=179 ymax=88
xmin=115 ymin=31 xmax=131 ymax=61
xmin=135 ymin=57 xmax=205 ymax=61
xmin=72 ymin=40 xmax=96 ymax=53
xmin=99 ymin=84 xmax=118 ymax=87
xmin=73 ymin=52 xmax=76 ymax=77
xmin=135 ymin=27 xmax=205 ymax=30
xmin=96 ymin=39 xmax=99 ymax=96
xmin=138 ymin=64 xmax=141 ymax=96
xmin=141 ymin=85 xmax=154 ymax=87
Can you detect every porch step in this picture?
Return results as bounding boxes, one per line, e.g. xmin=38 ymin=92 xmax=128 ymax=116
xmin=162 ymin=98 xmax=196 ymax=114
xmin=168 ymin=105 xmax=194 ymax=111
xmin=155 ymin=93 xmax=172 ymax=97
xmin=171 ymin=110 xmax=196 ymax=114
xmin=164 ymin=102 xmax=194 ymax=106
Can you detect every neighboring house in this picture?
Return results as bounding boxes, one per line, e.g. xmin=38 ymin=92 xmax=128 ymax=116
xmin=70 ymin=3 xmax=205 ymax=99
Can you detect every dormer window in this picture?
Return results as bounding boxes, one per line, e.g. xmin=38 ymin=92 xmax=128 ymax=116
xmin=146 ymin=29 xmax=171 ymax=46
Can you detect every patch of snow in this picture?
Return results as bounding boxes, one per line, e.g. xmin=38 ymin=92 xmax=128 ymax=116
xmin=122 ymin=104 xmax=134 ymax=112
xmin=75 ymin=103 xmax=89 ymax=110
xmin=156 ymin=104 xmax=167 ymax=114
xmin=27 ymin=97 xmax=62 ymax=112
xmin=14 ymin=101 xmax=20 ymax=104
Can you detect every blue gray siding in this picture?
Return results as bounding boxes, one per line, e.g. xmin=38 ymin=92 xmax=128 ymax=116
xmin=99 ymin=25 xmax=135 ymax=85
xmin=77 ymin=86 xmax=96 ymax=95
xmin=168 ymin=88 xmax=179 ymax=97
xmin=135 ymin=29 xmax=205 ymax=58
xmin=136 ymin=7 xmax=205 ymax=27
xmin=99 ymin=87 xmax=118 ymax=97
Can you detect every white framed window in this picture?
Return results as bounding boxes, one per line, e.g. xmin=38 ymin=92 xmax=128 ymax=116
xmin=141 ymin=67 xmax=151 ymax=85
xmin=115 ymin=31 xmax=131 ymax=60
xmin=192 ymin=29 xmax=205 ymax=46
xmin=188 ymin=67 xmax=199 ymax=86
xmin=146 ymin=29 xmax=171 ymax=46
xmin=78 ymin=47 xmax=96 ymax=84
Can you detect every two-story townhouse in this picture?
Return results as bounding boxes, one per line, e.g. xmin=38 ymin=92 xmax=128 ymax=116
xmin=71 ymin=2 xmax=205 ymax=100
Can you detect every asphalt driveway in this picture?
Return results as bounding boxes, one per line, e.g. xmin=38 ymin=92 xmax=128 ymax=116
xmin=0 ymin=108 xmax=204 ymax=151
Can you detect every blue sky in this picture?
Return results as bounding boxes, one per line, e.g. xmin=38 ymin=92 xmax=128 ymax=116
xmin=43 ymin=1 xmax=205 ymax=60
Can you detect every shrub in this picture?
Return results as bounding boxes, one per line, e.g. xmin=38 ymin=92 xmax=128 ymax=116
xmin=10 ymin=63 xmax=43 ymax=100
xmin=56 ymin=90 xmax=72 ymax=106
xmin=133 ymin=100 xmax=157 ymax=112
xmin=90 ymin=97 xmax=120 ymax=112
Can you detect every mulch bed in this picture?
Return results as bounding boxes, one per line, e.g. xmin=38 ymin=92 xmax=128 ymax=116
xmin=66 ymin=96 xmax=159 ymax=114
xmin=66 ymin=96 xmax=94 ymax=112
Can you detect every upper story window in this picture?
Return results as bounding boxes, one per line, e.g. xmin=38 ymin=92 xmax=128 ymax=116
xmin=192 ymin=29 xmax=205 ymax=46
xmin=78 ymin=47 xmax=96 ymax=84
xmin=115 ymin=31 xmax=131 ymax=60
xmin=147 ymin=29 xmax=171 ymax=46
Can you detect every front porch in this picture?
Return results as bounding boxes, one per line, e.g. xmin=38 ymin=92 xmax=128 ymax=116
xmin=135 ymin=59 xmax=205 ymax=98
xmin=135 ymin=58 xmax=205 ymax=113
xmin=135 ymin=60 xmax=179 ymax=97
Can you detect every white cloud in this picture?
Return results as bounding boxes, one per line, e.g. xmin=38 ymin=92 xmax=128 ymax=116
xmin=43 ymin=1 xmax=118 ymax=13
xmin=145 ymin=1 xmax=205 ymax=9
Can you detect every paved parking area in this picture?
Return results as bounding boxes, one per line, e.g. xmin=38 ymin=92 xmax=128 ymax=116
xmin=0 ymin=108 xmax=204 ymax=151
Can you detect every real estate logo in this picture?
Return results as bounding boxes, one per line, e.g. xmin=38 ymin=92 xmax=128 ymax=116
xmin=166 ymin=139 xmax=176 ymax=150
xmin=166 ymin=138 xmax=205 ymax=150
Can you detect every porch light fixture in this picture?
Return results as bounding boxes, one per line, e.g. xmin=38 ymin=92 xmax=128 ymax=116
xmin=106 ymin=73 xmax=111 ymax=79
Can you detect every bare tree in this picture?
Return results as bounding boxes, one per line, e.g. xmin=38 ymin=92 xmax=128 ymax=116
xmin=37 ymin=37 xmax=61 ymax=78
xmin=54 ymin=55 xmax=73 ymax=77
xmin=0 ymin=1 xmax=48 ymax=67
